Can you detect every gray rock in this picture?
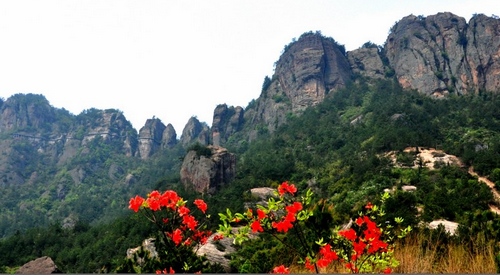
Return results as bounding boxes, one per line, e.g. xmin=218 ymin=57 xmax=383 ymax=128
xmin=16 ymin=256 xmax=60 ymax=274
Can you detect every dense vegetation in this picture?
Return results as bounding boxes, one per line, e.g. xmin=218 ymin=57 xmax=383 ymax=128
xmin=1 ymin=77 xmax=500 ymax=272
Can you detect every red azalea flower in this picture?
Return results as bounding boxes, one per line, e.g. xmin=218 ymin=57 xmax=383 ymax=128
xmin=285 ymin=201 xmax=303 ymax=214
xmin=272 ymin=265 xmax=290 ymax=274
xmin=161 ymin=190 xmax=180 ymax=209
xmin=319 ymin=244 xmax=338 ymax=261
xmin=257 ymin=209 xmax=267 ymax=220
xmin=277 ymin=181 xmax=297 ymax=196
xmin=284 ymin=211 xmax=296 ymax=223
xmin=355 ymin=217 xmax=364 ymax=226
xmin=383 ymin=267 xmax=392 ymax=274
xmin=146 ymin=197 xmax=161 ymax=211
xmin=365 ymin=202 xmax=373 ymax=209
xmin=353 ymin=240 xmax=367 ymax=256
xmin=149 ymin=190 xmax=161 ymax=199
xmin=345 ymin=262 xmax=358 ymax=273
xmin=177 ymin=205 xmax=190 ymax=216
xmin=250 ymin=220 xmax=264 ymax=233
xmin=129 ymin=195 xmax=144 ymax=212
xmin=182 ymin=214 xmax=198 ymax=231
xmin=213 ymin=234 xmax=224 ymax=241
xmin=304 ymin=257 xmax=315 ymax=272
xmin=272 ymin=220 xmax=293 ymax=233
xmin=193 ymin=199 xmax=207 ymax=214
xmin=168 ymin=229 xmax=183 ymax=246
xmin=368 ymin=239 xmax=388 ymax=254
xmin=317 ymin=258 xmax=330 ymax=268
xmin=338 ymin=228 xmax=357 ymax=241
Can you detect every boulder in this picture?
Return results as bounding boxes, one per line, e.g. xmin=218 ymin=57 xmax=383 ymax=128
xmin=16 ymin=256 xmax=60 ymax=274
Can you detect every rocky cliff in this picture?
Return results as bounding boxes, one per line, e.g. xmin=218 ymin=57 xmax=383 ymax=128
xmin=211 ymin=104 xmax=244 ymax=146
xmin=244 ymin=31 xmax=353 ymax=134
xmin=137 ymin=118 xmax=177 ymax=159
xmin=179 ymin=145 xmax=236 ymax=194
xmin=180 ymin=117 xmax=210 ymax=147
xmin=385 ymin=12 xmax=500 ymax=96
xmin=208 ymin=13 xmax=500 ymax=146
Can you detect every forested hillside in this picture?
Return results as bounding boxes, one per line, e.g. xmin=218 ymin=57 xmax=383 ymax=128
xmin=2 ymin=77 xmax=500 ymax=272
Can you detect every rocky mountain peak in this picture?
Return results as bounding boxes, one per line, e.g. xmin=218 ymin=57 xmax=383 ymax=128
xmin=0 ymin=93 xmax=56 ymax=133
xmin=385 ymin=12 xmax=500 ymax=96
xmin=211 ymin=104 xmax=244 ymax=146
xmin=180 ymin=117 xmax=210 ymax=147
xmin=246 ymin=31 xmax=353 ymax=134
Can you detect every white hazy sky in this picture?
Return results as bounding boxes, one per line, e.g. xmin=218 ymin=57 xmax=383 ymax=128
xmin=0 ymin=1 xmax=498 ymax=133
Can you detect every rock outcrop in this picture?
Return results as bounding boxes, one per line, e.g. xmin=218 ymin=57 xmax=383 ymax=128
xmin=211 ymin=104 xmax=244 ymax=146
xmin=385 ymin=12 xmax=500 ymax=96
xmin=347 ymin=46 xmax=387 ymax=79
xmin=246 ymin=31 xmax=353 ymax=134
xmin=180 ymin=117 xmax=210 ymax=147
xmin=16 ymin=256 xmax=60 ymax=274
xmin=180 ymin=145 xmax=236 ymax=194
xmin=137 ymin=118 xmax=178 ymax=159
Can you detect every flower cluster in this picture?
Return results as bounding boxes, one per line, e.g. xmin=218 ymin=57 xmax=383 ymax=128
xmin=128 ymin=190 xmax=211 ymax=247
xmin=218 ymin=182 xmax=313 ymax=246
xmin=127 ymin=190 xmax=215 ymax=273
xmin=218 ymin=182 xmax=409 ymax=274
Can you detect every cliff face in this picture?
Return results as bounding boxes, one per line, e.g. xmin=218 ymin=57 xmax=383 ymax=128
xmin=179 ymin=145 xmax=236 ymax=194
xmin=137 ymin=118 xmax=178 ymax=159
xmin=180 ymin=117 xmax=210 ymax=147
xmin=384 ymin=12 xmax=500 ymax=96
xmin=211 ymin=104 xmax=244 ymax=146
xmin=246 ymin=32 xmax=353 ymax=133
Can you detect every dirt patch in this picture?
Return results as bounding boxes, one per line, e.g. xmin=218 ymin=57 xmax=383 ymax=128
xmin=386 ymin=147 xmax=463 ymax=170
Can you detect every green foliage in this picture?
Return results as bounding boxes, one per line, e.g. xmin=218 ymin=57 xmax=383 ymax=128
xmin=186 ymin=143 xmax=212 ymax=158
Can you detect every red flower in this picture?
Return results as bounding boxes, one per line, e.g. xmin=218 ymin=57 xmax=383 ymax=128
xmin=213 ymin=234 xmax=224 ymax=241
xmin=160 ymin=190 xmax=180 ymax=209
xmin=193 ymin=199 xmax=207 ymax=214
xmin=285 ymin=201 xmax=303 ymax=214
xmin=168 ymin=229 xmax=183 ymax=246
xmin=353 ymin=240 xmax=367 ymax=256
xmin=177 ymin=205 xmax=190 ymax=216
xmin=146 ymin=196 xmax=161 ymax=211
xmin=317 ymin=258 xmax=330 ymax=268
xmin=250 ymin=220 xmax=264 ymax=233
xmin=345 ymin=262 xmax=358 ymax=273
xmin=284 ymin=211 xmax=296 ymax=223
xmin=365 ymin=202 xmax=373 ymax=209
xmin=149 ymin=190 xmax=161 ymax=199
xmin=272 ymin=265 xmax=290 ymax=274
xmin=383 ymin=267 xmax=392 ymax=274
xmin=338 ymin=228 xmax=357 ymax=241
xmin=277 ymin=181 xmax=297 ymax=196
xmin=368 ymin=239 xmax=388 ymax=254
xmin=304 ymin=257 xmax=315 ymax=272
xmin=156 ymin=267 xmax=175 ymax=274
xmin=319 ymin=244 xmax=338 ymax=261
xmin=272 ymin=220 xmax=293 ymax=233
xmin=182 ymin=215 xmax=198 ymax=231
xmin=257 ymin=209 xmax=267 ymax=220
xmin=355 ymin=217 xmax=364 ymax=226
xmin=129 ymin=195 xmax=144 ymax=212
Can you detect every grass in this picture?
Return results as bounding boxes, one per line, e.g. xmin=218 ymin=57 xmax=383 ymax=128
xmin=288 ymin=231 xmax=498 ymax=273
xmin=393 ymin=232 xmax=497 ymax=273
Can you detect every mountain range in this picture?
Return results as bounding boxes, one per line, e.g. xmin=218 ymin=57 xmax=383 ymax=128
xmin=0 ymin=12 xmax=499 ymax=237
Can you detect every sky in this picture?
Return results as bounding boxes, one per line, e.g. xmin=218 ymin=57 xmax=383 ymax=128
xmin=0 ymin=1 xmax=498 ymax=133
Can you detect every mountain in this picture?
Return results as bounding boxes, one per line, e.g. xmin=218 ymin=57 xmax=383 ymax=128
xmin=212 ymin=12 xmax=500 ymax=145
xmin=0 ymin=12 xmax=499 ymax=238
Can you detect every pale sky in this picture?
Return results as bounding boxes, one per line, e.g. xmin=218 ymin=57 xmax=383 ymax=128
xmin=0 ymin=1 xmax=498 ymax=133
